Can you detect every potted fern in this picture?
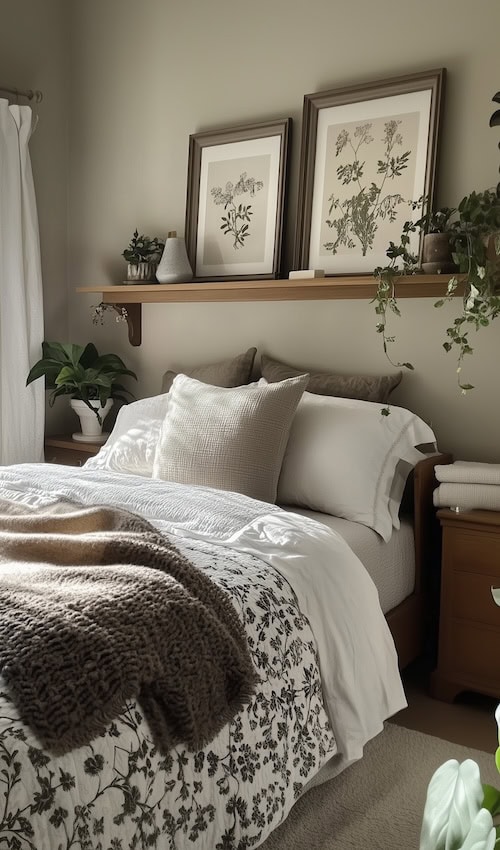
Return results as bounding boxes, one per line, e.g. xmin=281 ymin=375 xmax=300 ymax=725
xmin=26 ymin=342 xmax=137 ymax=441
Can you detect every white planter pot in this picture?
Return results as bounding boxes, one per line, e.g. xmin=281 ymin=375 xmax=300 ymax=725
xmin=126 ymin=261 xmax=158 ymax=282
xmin=70 ymin=398 xmax=113 ymax=443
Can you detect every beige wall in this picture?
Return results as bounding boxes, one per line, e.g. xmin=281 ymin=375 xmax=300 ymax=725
xmin=0 ymin=0 xmax=69 ymax=336
xmin=63 ymin=0 xmax=499 ymax=460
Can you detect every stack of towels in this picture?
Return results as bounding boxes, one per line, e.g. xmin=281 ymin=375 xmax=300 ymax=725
xmin=434 ymin=461 xmax=500 ymax=511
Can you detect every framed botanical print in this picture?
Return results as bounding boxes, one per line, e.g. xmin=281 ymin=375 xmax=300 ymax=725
xmin=294 ymin=69 xmax=445 ymax=275
xmin=185 ymin=118 xmax=291 ymax=281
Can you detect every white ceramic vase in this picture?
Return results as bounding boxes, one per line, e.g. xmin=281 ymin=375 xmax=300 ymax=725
xmin=156 ymin=231 xmax=193 ymax=283
xmin=70 ymin=398 xmax=113 ymax=443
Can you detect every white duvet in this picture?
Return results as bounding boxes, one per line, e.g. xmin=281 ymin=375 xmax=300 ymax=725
xmin=0 ymin=463 xmax=406 ymax=847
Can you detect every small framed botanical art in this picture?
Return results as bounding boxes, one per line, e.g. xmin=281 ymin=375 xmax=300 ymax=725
xmin=185 ymin=118 xmax=291 ymax=281
xmin=294 ymin=69 xmax=445 ymax=275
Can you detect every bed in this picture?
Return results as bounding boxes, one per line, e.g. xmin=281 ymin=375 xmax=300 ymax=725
xmin=0 ymin=372 xmax=449 ymax=849
xmin=286 ymin=450 xmax=451 ymax=671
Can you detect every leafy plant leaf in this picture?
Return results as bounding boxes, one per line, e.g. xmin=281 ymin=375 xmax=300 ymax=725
xmin=26 ymin=341 xmax=137 ymax=419
xmin=419 ymin=759 xmax=486 ymax=850
xmin=482 ymin=784 xmax=500 ymax=816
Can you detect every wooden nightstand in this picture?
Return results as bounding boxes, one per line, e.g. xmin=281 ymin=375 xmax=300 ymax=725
xmin=44 ymin=435 xmax=103 ymax=467
xmin=431 ymin=508 xmax=500 ymax=701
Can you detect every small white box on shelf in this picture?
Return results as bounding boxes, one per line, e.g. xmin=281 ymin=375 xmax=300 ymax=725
xmin=288 ymin=269 xmax=325 ymax=280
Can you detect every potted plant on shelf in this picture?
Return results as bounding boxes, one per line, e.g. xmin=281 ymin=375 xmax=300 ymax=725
xmin=122 ymin=229 xmax=165 ymax=282
xmin=373 ymin=189 xmax=500 ymax=390
xmin=437 ymin=188 xmax=500 ymax=389
xmin=420 ymin=206 xmax=458 ymax=274
xmin=373 ymin=92 xmax=500 ymax=393
xmin=26 ymin=341 xmax=137 ymax=442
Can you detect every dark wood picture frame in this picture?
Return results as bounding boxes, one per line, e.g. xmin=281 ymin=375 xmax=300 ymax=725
xmin=185 ymin=118 xmax=291 ymax=281
xmin=294 ymin=68 xmax=446 ymax=276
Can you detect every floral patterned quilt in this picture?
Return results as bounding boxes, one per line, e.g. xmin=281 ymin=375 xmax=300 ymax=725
xmin=0 ymin=531 xmax=335 ymax=850
xmin=0 ymin=463 xmax=406 ymax=849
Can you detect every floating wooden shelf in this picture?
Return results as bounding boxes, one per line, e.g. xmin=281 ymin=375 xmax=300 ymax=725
xmin=77 ymin=275 xmax=463 ymax=346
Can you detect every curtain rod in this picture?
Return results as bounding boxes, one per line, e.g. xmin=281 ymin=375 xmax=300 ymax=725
xmin=0 ymin=86 xmax=43 ymax=103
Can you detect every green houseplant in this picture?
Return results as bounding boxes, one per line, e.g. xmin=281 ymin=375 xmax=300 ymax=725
xmin=26 ymin=342 xmax=137 ymax=437
xmin=420 ymin=206 xmax=457 ymax=274
xmin=435 ymin=188 xmax=500 ymax=389
xmin=374 ymin=93 xmax=500 ymax=394
xmin=373 ymin=189 xmax=500 ymax=392
xmin=122 ymin=229 xmax=165 ymax=282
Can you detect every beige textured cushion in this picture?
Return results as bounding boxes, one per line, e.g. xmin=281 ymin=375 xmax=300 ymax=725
xmin=161 ymin=347 xmax=257 ymax=393
xmin=260 ymin=354 xmax=401 ymax=403
xmin=152 ymin=373 xmax=308 ymax=503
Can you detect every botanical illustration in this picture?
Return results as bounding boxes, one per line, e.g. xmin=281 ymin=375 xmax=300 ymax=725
xmin=211 ymin=172 xmax=264 ymax=250
xmin=323 ymin=117 xmax=415 ymax=257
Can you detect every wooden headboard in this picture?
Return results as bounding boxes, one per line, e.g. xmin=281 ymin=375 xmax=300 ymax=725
xmin=387 ymin=452 xmax=452 ymax=669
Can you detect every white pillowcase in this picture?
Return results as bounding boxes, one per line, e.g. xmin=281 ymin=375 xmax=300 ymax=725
xmin=152 ymin=374 xmax=308 ymax=503
xmin=85 ymin=379 xmax=269 ymax=478
xmin=277 ymin=393 xmax=436 ymax=541
xmin=84 ymin=393 xmax=169 ymax=477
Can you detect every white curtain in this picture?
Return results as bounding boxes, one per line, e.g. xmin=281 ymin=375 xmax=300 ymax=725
xmin=0 ymin=98 xmax=44 ymax=464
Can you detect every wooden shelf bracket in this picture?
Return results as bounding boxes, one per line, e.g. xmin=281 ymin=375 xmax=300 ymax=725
xmin=113 ymin=302 xmax=142 ymax=346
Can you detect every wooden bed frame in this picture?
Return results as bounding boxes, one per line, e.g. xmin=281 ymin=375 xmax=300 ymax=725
xmin=386 ymin=452 xmax=452 ymax=669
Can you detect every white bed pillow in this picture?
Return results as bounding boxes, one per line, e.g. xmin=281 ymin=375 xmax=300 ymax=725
xmin=84 ymin=393 xmax=169 ymax=477
xmin=152 ymin=373 xmax=308 ymax=503
xmin=85 ymin=379 xmax=269 ymax=478
xmin=277 ymin=393 xmax=436 ymax=541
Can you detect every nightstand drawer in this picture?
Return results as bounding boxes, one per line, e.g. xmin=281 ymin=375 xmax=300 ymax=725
xmin=452 ymin=570 xmax=500 ymax=626
xmin=44 ymin=446 xmax=90 ymax=466
xmin=443 ymin=527 xmax=500 ymax=574
xmin=433 ymin=508 xmax=500 ymax=701
xmin=452 ymin=622 xmax=500 ymax=697
xmin=44 ymin=435 xmax=102 ymax=467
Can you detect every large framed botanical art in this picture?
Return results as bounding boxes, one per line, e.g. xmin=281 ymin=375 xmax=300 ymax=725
xmin=294 ymin=69 xmax=445 ymax=275
xmin=185 ymin=118 xmax=291 ymax=281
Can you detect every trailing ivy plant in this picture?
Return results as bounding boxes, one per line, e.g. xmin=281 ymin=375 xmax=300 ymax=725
xmin=434 ymin=188 xmax=500 ymax=391
xmin=374 ymin=93 xmax=500 ymax=397
xmin=373 ymin=189 xmax=500 ymax=395
xmin=372 ymin=198 xmax=424 ymax=375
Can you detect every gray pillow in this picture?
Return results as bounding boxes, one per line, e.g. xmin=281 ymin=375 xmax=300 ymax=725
xmin=152 ymin=373 xmax=309 ymax=503
xmin=161 ymin=347 xmax=257 ymax=393
xmin=260 ymin=354 xmax=401 ymax=403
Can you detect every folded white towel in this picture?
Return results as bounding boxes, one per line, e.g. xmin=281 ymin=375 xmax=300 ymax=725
xmin=433 ymin=482 xmax=500 ymax=511
xmin=435 ymin=461 xmax=500 ymax=486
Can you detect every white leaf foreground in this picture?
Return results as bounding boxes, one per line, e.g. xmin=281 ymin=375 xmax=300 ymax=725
xmin=419 ymin=759 xmax=494 ymax=850
xmin=459 ymin=810 xmax=495 ymax=850
xmin=491 ymin=587 xmax=500 ymax=608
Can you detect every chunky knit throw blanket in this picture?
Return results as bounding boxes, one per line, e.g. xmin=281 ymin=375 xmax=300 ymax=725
xmin=0 ymin=499 xmax=257 ymax=755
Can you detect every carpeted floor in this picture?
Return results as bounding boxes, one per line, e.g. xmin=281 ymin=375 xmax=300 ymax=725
xmin=260 ymin=723 xmax=499 ymax=849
